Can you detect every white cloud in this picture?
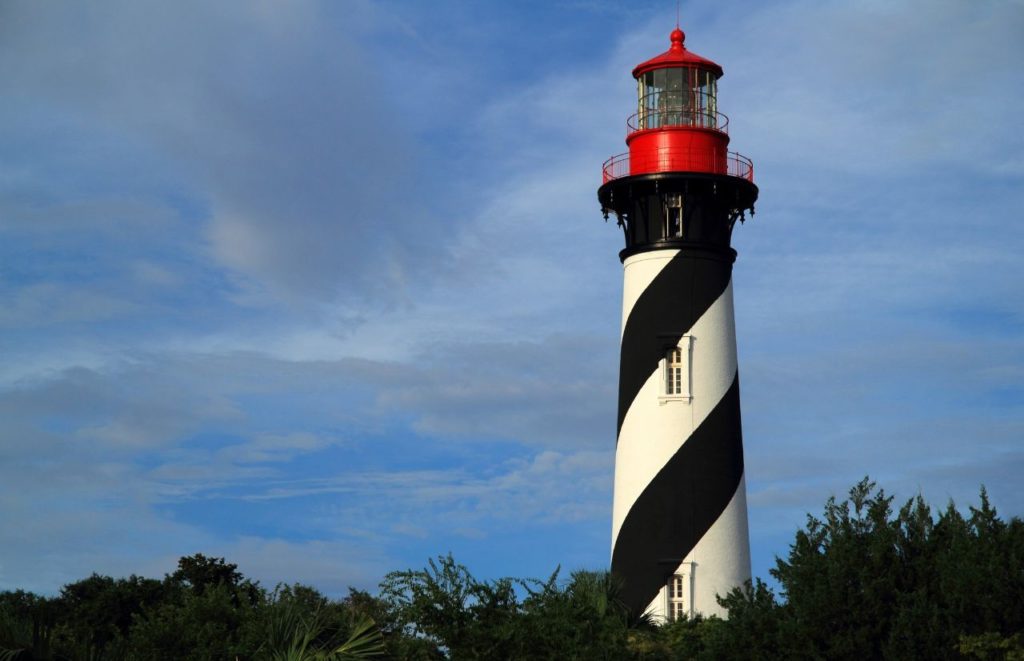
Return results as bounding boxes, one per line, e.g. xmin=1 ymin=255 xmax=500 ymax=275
xmin=239 ymin=449 xmax=613 ymax=529
xmin=709 ymin=0 xmax=1024 ymax=178
xmin=0 ymin=1 xmax=450 ymax=309
xmin=1 ymin=0 xmax=1022 ymax=597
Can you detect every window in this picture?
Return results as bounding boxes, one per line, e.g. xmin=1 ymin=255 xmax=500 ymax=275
xmin=666 ymin=346 xmax=684 ymax=395
xmin=663 ymin=193 xmax=683 ymax=239
xmin=667 ymin=563 xmax=695 ymax=621
xmin=690 ymin=69 xmax=712 ymax=128
xmin=638 ymin=67 xmax=719 ymax=130
xmin=640 ymin=70 xmax=661 ymax=129
xmin=661 ymin=336 xmax=692 ymax=400
xmin=663 ymin=68 xmax=685 ymax=127
xmin=668 ymin=574 xmax=687 ymax=621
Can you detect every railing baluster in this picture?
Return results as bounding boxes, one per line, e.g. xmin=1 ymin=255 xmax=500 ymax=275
xmin=603 ymin=150 xmax=753 ymax=183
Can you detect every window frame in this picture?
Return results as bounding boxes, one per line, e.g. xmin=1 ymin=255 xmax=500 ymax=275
xmin=663 ymin=192 xmax=684 ymax=239
xmin=659 ymin=334 xmax=693 ymax=402
xmin=667 ymin=564 xmax=695 ymax=621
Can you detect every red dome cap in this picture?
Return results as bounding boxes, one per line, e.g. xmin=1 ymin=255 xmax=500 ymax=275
xmin=632 ymin=27 xmax=724 ymax=79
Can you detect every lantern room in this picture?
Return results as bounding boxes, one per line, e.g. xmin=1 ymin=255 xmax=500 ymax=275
xmin=634 ymin=28 xmax=722 ymax=132
xmin=601 ymin=28 xmax=753 ymax=182
xmin=598 ymin=25 xmax=757 ymax=260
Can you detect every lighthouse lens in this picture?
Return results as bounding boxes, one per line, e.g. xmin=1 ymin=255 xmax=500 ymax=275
xmin=640 ymin=71 xmax=661 ymax=128
xmin=640 ymin=68 xmax=715 ymax=129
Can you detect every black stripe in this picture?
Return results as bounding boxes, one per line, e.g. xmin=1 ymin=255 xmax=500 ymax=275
xmin=611 ymin=374 xmax=744 ymax=615
xmin=617 ymin=249 xmax=733 ymax=435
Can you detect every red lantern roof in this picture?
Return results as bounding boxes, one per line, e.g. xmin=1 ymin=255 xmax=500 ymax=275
xmin=632 ymin=28 xmax=724 ymax=79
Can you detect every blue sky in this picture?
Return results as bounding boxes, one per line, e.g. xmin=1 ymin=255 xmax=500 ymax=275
xmin=2 ymin=0 xmax=1022 ymax=596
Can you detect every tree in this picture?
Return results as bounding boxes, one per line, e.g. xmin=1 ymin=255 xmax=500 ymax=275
xmin=702 ymin=479 xmax=1024 ymax=661
xmin=0 ymin=590 xmax=63 ymax=659
xmin=169 ymin=553 xmax=261 ymax=605
xmin=343 ymin=588 xmax=441 ymax=661
xmin=54 ymin=573 xmax=166 ymax=658
xmin=254 ymin=584 xmax=385 ymax=660
xmin=379 ymin=554 xmax=491 ymax=658
xmin=380 ymin=555 xmax=647 ymax=660
xmin=2 ymin=482 xmax=1021 ymax=660
xmin=127 ymin=583 xmax=253 ymax=659
xmin=515 ymin=569 xmax=639 ymax=659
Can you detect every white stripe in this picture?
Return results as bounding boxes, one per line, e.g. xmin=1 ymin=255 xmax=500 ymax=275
xmin=647 ymin=476 xmax=751 ymax=620
xmin=619 ymin=249 xmax=680 ymax=339
xmin=611 ymin=276 xmax=738 ymax=547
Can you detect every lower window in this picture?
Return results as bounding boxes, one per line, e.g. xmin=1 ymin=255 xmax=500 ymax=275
xmin=668 ymin=574 xmax=688 ymax=621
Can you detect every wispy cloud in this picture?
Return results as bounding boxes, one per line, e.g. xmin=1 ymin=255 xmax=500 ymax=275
xmin=0 ymin=0 xmax=1021 ymax=596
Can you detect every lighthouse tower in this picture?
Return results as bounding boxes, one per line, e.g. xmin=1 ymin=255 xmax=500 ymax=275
xmin=598 ymin=26 xmax=758 ymax=620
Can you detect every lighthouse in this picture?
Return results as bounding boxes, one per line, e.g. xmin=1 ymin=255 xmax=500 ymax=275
xmin=599 ymin=26 xmax=757 ymax=620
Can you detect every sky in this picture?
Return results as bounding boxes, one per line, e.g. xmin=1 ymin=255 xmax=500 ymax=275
xmin=2 ymin=0 xmax=1023 ymax=597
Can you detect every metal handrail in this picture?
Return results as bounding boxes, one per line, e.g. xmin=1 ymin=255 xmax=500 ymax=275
xmin=601 ymin=150 xmax=754 ymax=184
xmin=602 ymin=153 xmax=630 ymax=182
xmin=627 ymin=108 xmax=729 ymax=135
xmin=728 ymin=152 xmax=754 ymax=180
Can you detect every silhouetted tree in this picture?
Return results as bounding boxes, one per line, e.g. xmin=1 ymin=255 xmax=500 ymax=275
xmin=2 ymin=480 xmax=1021 ymax=660
xmin=699 ymin=479 xmax=1024 ymax=661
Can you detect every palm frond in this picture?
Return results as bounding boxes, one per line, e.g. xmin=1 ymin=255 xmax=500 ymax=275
xmin=325 ymin=617 xmax=385 ymax=660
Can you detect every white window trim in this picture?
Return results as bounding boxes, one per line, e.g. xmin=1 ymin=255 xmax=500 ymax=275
xmin=666 ymin=562 xmax=696 ymax=621
xmin=659 ymin=334 xmax=693 ymax=402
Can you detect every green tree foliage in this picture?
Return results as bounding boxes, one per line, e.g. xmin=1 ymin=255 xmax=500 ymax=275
xmin=958 ymin=632 xmax=1024 ymax=661
xmin=0 ymin=559 xmax=393 ymax=660
xmin=126 ymin=582 xmax=260 ymax=660
xmin=380 ymin=554 xmax=649 ymax=659
xmin=0 ymin=590 xmax=61 ymax=659
xmin=57 ymin=573 xmax=166 ymax=657
xmin=256 ymin=584 xmax=385 ymax=660
xmin=698 ymin=479 xmax=1024 ymax=660
xmin=169 ymin=553 xmax=262 ymax=607
xmin=1 ymin=481 xmax=1021 ymax=660
xmin=120 ymin=553 xmax=267 ymax=660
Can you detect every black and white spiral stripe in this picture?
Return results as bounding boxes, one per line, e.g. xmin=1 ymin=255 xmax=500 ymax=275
xmin=611 ymin=247 xmax=751 ymax=618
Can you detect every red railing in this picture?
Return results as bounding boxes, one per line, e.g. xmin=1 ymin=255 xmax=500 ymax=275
xmin=626 ymin=108 xmax=730 ymax=135
xmin=726 ymin=152 xmax=754 ymax=181
xmin=601 ymin=150 xmax=754 ymax=184
xmin=602 ymin=153 xmax=631 ymax=181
